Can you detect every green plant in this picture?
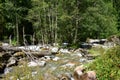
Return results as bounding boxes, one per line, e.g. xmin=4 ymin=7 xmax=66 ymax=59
xmin=88 ymin=46 xmax=120 ymax=80
xmin=88 ymin=46 xmax=107 ymax=55
xmin=11 ymin=38 xmax=17 ymax=46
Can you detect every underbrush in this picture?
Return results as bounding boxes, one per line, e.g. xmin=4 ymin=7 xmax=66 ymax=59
xmin=88 ymin=46 xmax=120 ymax=80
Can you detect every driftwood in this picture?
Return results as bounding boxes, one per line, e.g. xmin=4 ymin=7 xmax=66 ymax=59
xmin=0 ymin=46 xmax=23 ymax=52
xmin=0 ymin=46 xmax=52 ymax=57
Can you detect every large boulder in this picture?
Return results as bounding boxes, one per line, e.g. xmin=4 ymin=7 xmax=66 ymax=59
xmin=73 ymin=65 xmax=96 ymax=80
xmin=107 ymin=35 xmax=120 ymax=45
xmin=58 ymin=73 xmax=73 ymax=80
xmin=74 ymin=65 xmax=85 ymax=80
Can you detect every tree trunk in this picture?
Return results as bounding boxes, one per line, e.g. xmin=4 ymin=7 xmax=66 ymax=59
xmin=51 ymin=5 xmax=54 ymax=43
xmin=73 ymin=0 xmax=79 ymax=44
xmin=16 ymin=14 xmax=19 ymax=45
xmin=55 ymin=1 xmax=58 ymax=43
xmin=48 ymin=7 xmax=52 ymax=43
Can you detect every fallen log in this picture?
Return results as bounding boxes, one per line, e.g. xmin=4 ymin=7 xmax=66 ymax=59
xmin=0 ymin=45 xmax=43 ymax=52
xmin=0 ymin=46 xmax=52 ymax=57
xmin=0 ymin=46 xmax=23 ymax=52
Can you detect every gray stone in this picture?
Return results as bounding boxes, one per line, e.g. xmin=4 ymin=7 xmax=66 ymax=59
xmin=4 ymin=67 xmax=13 ymax=74
xmin=59 ymin=49 xmax=71 ymax=54
xmin=79 ymin=58 xmax=87 ymax=63
xmin=7 ymin=57 xmax=17 ymax=67
xmin=50 ymin=47 xmax=59 ymax=54
xmin=52 ymin=57 xmax=60 ymax=61
xmin=32 ymin=71 xmax=37 ymax=77
xmin=28 ymin=60 xmax=46 ymax=67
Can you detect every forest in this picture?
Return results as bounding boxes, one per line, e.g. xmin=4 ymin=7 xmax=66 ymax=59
xmin=0 ymin=0 xmax=120 ymax=46
xmin=0 ymin=0 xmax=120 ymax=80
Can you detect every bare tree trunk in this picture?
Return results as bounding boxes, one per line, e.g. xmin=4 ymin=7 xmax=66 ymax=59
xmin=48 ymin=7 xmax=52 ymax=43
xmin=32 ymin=33 xmax=35 ymax=45
xmin=51 ymin=5 xmax=54 ymax=43
xmin=23 ymin=26 xmax=25 ymax=45
xmin=9 ymin=35 xmax=12 ymax=45
xmin=73 ymin=19 xmax=78 ymax=44
xmin=55 ymin=1 xmax=58 ymax=43
xmin=16 ymin=14 xmax=19 ymax=45
xmin=38 ymin=10 xmax=42 ymax=44
xmin=43 ymin=0 xmax=48 ymax=44
xmin=41 ymin=29 xmax=44 ymax=45
xmin=73 ymin=0 xmax=79 ymax=44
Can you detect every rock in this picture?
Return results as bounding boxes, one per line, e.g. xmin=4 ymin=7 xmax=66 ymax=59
xmin=28 ymin=60 xmax=46 ymax=67
xmin=76 ymin=71 xmax=96 ymax=80
xmin=58 ymin=73 xmax=74 ymax=80
xmin=52 ymin=57 xmax=60 ymax=61
xmin=43 ymin=73 xmax=57 ymax=80
xmin=86 ymin=71 xmax=96 ymax=80
xmin=74 ymin=48 xmax=88 ymax=56
xmin=107 ymin=35 xmax=120 ymax=45
xmin=76 ymin=53 xmax=82 ymax=57
xmin=74 ymin=65 xmax=85 ymax=78
xmin=86 ymin=39 xmax=100 ymax=44
xmin=59 ymin=49 xmax=71 ymax=54
xmin=44 ymin=56 xmax=51 ymax=61
xmin=79 ymin=58 xmax=87 ymax=63
xmin=74 ymin=65 xmax=96 ymax=80
xmin=61 ymin=62 xmax=76 ymax=69
xmin=32 ymin=71 xmax=37 ymax=77
xmin=51 ymin=47 xmax=59 ymax=54
xmin=0 ymin=63 xmax=6 ymax=74
xmin=13 ymin=52 xmax=25 ymax=58
xmin=2 ymin=43 xmax=11 ymax=47
xmin=7 ymin=57 xmax=17 ymax=67
xmin=4 ymin=67 xmax=13 ymax=74
xmin=81 ymin=43 xmax=92 ymax=49
xmin=73 ymin=50 xmax=83 ymax=57
xmin=58 ymin=73 xmax=72 ymax=80
xmin=100 ymin=39 xmax=107 ymax=44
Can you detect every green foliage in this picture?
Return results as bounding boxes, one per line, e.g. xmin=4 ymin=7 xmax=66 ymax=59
xmin=0 ymin=0 xmax=119 ymax=45
xmin=11 ymin=38 xmax=17 ymax=46
xmin=88 ymin=46 xmax=120 ymax=79
xmin=80 ymin=0 xmax=118 ymax=39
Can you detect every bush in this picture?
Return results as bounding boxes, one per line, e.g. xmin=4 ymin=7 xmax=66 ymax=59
xmin=88 ymin=46 xmax=120 ymax=80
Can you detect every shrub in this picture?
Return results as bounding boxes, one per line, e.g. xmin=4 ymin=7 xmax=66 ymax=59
xmin=88 ymin=46 xmax=120 ymax=80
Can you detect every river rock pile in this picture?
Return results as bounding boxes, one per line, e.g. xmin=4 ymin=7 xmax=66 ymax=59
xmin=1 ymin=40 xmax=111 ymax=80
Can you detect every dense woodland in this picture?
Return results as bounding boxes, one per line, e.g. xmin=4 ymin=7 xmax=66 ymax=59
xmin=0 ymin=0 xmax=120 ymax=46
